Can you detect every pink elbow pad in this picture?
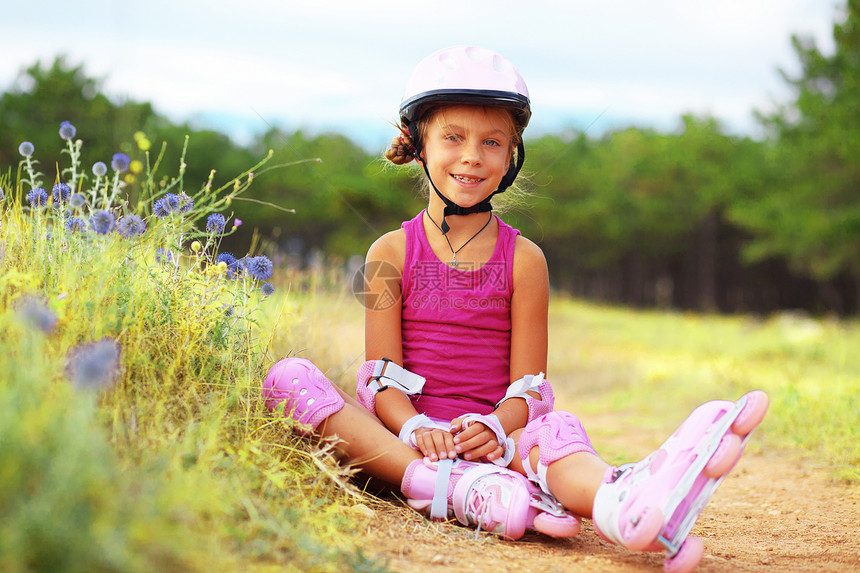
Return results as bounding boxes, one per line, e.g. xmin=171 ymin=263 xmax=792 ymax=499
xmin=356 ymin=358 xmax=426 ymax=415
xmin=496 ymin=373 xmax=555 ymax=423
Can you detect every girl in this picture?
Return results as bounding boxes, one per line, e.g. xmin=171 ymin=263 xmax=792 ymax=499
xmin=263 ymin=46 xmax=768 ymax=573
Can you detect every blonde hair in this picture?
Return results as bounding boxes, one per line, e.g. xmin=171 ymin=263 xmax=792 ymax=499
xmin=383 ymin=104 xmax=529 ymax=213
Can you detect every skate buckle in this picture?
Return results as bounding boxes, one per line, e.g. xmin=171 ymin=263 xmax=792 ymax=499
xmin=530 ymin=491 xmax=567 ymax=518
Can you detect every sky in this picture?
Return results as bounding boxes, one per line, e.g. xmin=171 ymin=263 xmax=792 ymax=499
xmin=0 ymin=0 xmax=842 ymax=150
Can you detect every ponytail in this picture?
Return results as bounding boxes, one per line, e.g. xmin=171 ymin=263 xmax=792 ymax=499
xmin=384 ymin=125 xmax=417 ymax=165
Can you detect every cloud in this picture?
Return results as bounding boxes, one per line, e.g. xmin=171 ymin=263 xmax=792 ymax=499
xmin=0 ymin=0 xmax=839 ymax=147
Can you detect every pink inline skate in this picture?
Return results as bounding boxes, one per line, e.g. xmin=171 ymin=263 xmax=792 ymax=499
xmin=523 ymin=478 xmax=582 ymax=538
xmin=592 ymin=390 xmax=769 ymax=573
xmin=401 ymin=457 xmax=580 ymax=540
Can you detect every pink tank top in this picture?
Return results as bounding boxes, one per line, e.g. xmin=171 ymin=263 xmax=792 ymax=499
xmin=400 ymin=211 xmax=520 ymax=420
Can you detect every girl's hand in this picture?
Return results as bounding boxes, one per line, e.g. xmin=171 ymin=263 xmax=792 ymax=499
xmin=450 ymin=417 xmax=506 ymax=463
xmin=413 ymin=427 xmax=458 ymax=462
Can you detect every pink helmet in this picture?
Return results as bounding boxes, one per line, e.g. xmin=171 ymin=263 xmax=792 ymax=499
xmin=399 ymin=46 xmax=531 ymax=132
xmin=399 ymin=46 xmax=531 ymax=230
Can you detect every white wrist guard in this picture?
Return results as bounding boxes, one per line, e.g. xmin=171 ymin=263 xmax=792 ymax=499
xmin=356 ymin=358 xmax=426 ymax=415
xmin=398 ymin=413 xmax=447 ymax=448
xmin=495 ymin=372 xmax=555 ymax=423
xmin=459 ymin=413 xmax=516 ymax=467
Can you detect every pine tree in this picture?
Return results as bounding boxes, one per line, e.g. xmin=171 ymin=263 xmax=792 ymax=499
xmin=734 ymin=1 xmax=860 ymax=310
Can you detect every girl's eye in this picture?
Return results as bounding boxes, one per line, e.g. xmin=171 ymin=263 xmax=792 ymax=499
xmin=484 ymin=139 xmax=500 ymax=147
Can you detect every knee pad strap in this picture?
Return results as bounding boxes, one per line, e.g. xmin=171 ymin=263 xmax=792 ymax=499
xmin=262 ymin=357 xmax=345 ymax=434
xmin=518 ymin=411 xmax=597 ymax=494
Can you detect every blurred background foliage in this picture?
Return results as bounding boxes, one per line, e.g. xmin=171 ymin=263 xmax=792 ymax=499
xmin=2 ymin=1 xmax=859 ymax=315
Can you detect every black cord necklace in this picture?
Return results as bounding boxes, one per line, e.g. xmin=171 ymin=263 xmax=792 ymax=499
xmin=425 ymin=210 xmax=493 ymax=268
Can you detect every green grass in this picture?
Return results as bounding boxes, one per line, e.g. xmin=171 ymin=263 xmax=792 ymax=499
xmin=546 ymin=298 xmax=859 ymax=483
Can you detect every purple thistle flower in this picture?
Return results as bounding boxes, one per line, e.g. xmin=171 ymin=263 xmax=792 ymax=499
xmin=117 ymin=214 xmax=147 ymax=238
xmin=52 ymin=182 xmax=72 ymax=203
xmin=27 ymin=187 xmax=48 ymax=208
xmin=14 ymin=295 xmax=58 ymax=333
xmin=165 ymin=193 xmax=180 ymax=211
xmin=18 ymin=141 xmax=35 ymax=157
xmin=111 ymin=153 xmax=131 ymax=173
xmin=69 ymin=193 xmax=86 ymax=209
xmin=206 ymin=213 xmax=226 ymax=235
xmin=89 ymin=210 xmax=116 ymax=235
xmin=59 ymin=121 xmax=77 ymax=140
xmin=246 ymin=255 xmax=273 ymax=281
xmin=216 ymin=252 xmax=237 ymax=265
xmin=261 ymin=282 xmax=275 ymax=296
xmin=154 ymin=193 xmax=182 ymax=218
xmin=236 ymin=257 xmax=249 ymax=277
xmin=92 ymin=162 xmax=108 ymax=177
xmin=155 ymin=248 xmax=175 ymax=264
xmin=216 ymin=252 xmax=240 ymax=278
xmin=178 ymin=192 xmax=194 ymax=213
xmin=65 ymin=217 xmax=87 ymax=233
xmin=65 ymin=338 xmax=121 ymax=391
xmin=152 ymin=198 xmax=170 ymax=218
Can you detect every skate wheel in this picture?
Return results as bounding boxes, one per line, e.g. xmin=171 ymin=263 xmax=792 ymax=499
xmin=622 ymin=506 xmax=664 ymax=551
xmin=664 ymin=535 xmax=704 ymax=573
xmin=731 ymin=390 xmax=769 ymax=436
xmin=533 ymin=512 xmax=581 ymax=538
xmin=703 ymin=433 xmax=743 ymax=479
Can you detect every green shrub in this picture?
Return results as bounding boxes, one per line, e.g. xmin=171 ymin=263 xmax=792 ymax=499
xmin=0 ymin=125 xmax=384 ymax=572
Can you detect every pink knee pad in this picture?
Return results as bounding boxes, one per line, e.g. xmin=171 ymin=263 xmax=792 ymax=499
xmin=262 ymin=357 xmax=344 ymax=433
xmin=518 ymin=411 xmax=598 ymax=494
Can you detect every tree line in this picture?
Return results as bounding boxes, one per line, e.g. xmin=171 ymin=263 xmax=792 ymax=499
xmin=2 ymin=1 xmax=858 ymax=315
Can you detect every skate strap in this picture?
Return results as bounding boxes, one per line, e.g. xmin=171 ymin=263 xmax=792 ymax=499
xmin=530 ymin=460 xmax=552 ymax=496
xmin=459 ymin=413 xmax=516 ymax=466
xmin=430 ymin=458 xmax=454 ymax=520
xmin=518 ymin=440 xmax=552 ymax=496
xmin=398 ymin=414 xmax=448 ymax=448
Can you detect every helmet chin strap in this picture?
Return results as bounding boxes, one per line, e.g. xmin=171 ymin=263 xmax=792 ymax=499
xmin=415 ymin=141 xmax=525 ymax=235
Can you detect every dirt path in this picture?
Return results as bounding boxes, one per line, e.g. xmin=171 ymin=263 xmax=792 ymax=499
xmin=356 ymin=413 xmax=860 ymax=572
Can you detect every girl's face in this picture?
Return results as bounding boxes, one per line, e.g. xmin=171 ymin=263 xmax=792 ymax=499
xmin=420 ymin=105 xmax=515 ymax=210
